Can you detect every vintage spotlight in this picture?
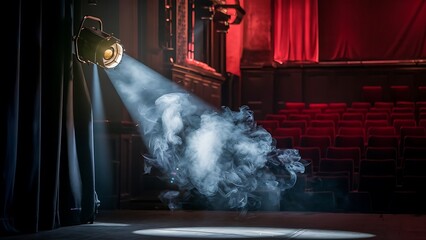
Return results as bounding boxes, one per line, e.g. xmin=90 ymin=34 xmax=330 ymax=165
xmin=74 ymin=15 xmax=124 ymax=69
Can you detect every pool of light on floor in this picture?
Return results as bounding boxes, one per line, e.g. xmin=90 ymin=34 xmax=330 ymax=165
xmin=84 ymin=222 xmax=131 ymax=227
xmin=133 ymin=226 xmax=375 ymax=239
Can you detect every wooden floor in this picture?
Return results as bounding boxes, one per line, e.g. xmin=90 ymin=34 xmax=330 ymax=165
xmin=2 ymin=209 xmax=426 ymax=240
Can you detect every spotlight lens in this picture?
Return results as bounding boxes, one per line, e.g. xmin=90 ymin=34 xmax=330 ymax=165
xmin=104 ymin=48 xmax=114 ymax=60
xmin=102 ymin=42 xmax=124 ymax=69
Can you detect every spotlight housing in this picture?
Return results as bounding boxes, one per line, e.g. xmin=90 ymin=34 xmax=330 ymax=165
xmin=74 ymin=15 xmax=124 ymax=69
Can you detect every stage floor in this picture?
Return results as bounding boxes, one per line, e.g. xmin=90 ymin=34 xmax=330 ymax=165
xmin=2 ymin=210 xmax=426 ymax=240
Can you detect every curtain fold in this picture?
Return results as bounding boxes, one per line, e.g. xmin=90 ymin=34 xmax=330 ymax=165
xmin=273 ymin=0 xmax=319 ymax=63
xmin=1 ymin=0 xmax=97 ymax=236
xmin=318 ymin=0 xmax=426 ymax=61
xmin=71 ymin=57 xmax=97 ymax=224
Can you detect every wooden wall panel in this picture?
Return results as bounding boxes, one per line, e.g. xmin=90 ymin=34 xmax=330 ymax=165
xmin=241 ymin=69 xmax=274 ymax=120
xmin=303 ymin=70 xmax=335 ymax=103
xmin=241 ymin=64 xmax=426 ymax=117
xmin=171 ymin=64 xmax=225 ymax=109
xmin=333 ymin=71 xmax=363 ymax=102
xmin=274 ymin=69 xmax=303 ymax=111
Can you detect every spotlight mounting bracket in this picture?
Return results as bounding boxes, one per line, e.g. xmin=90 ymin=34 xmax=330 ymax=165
xmin=74 ymin=15 xmax=124 ymax=69
xmin=75 ymin=15 xmax=103 ymax=64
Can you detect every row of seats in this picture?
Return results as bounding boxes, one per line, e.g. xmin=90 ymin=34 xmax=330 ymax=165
xmin=361 ymin=85 xmax=426 ymax=103
xmin=258 ymin=101 xmax=426 ymax=155
xmin=257 ymin=121 xmax=425 ymax=158
xmin=293 ymin=145 xmax=425 ymax=187
xmin=275 ymin=101 xmax=426 ymax=122
xmin=257 ymin=101 xmax=426 ymax=213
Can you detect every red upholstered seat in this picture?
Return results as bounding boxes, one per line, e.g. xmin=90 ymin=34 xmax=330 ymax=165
xmin=273 ymin=127 xmax=302 ymax=147
xmin=362 ymin=86 xmax=383 ymax=103
xmin=342 ymin=112 xmax=365 ymax=122
xmin=364 ymin=119 xmax=390 ymax=134
xmin=390 ymin=112 xmax=415 ymax=124
xmin=419 ymin=119 xmax=426 ymax=128
xmin=256 ymin=120 xmax=280 ymax=133
xmin=392 ymin=107 xmax=415 ymax=113
xmin=400 ymin=127 xmax=426 ymax=151
xmin=338 ymin=127 xmax=365 ymax=137
xmin=395 ymin=101 xmax=415 ymax=109
xmin=358 ymin=159 xmax=397 ymax=192
xmin=335 ymin=135 xmax=366 ymax=158
xmin=367 ymin=126 xmax=396 ymax=137
xmin=288 ymin=113 xmax=312 ymax=123
xmin=328 ymin=102 xmax=348 ymax=110
xmin=365 ymin=112 xmax=389 ymax=122
xmin=390 ymin=85 xmax=411 ymax=102
xmin=351 ymin=101 xmax=371 ymax=109
xmin=393 ymin=119 xmax=417 ymax=135
xmin=365 ymin=147 xmax=398 ymax=161
xmin=308 ymin=103 xmax=328 ymax=112
xmin=284 ymin=102 xmax=306 ymax=111
xmin=306 ymin=127 xmax=336 ymax=144
xmin=281 ymin=120 xmax=308 ymax=134
xmin=265 ymin=114 xmax=287 ymax=122
xmin=326 ymin=146 xmax=361 ymax=171
xmin=300 ymin=135 xmax=332 ymax=158
xmin=311 ymin=120 xmax=336 ymax=129
xmin=301 ymin=108 xmax=322 ymax=119
xmin=274 ymin=136 xmax=294 ymax=149
xmin=337 ymin=120 xmax=363 ymax=129
xmin=319 ymin=158 xmax=355 ymax=190
xmin=278 ymin=108 xmax=300 ymax=117
xmin=418 ymin=86 xmax=426 ymax=101
xmin=373 ymin=101 xmax=394 ymax=109
xmin=400 ymin=135 xmax=426 ymax=162
xmin=315 ymin=113 xmax=340 ymax=126
xmin=295 ymin=146 xmax=321 ymax=172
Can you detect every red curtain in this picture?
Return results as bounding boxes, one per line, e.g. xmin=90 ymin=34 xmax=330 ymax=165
xmin=319 ymin=0 xmax=426 ymax=61
xmin=273 ymin=0 xmax=319 ymax=63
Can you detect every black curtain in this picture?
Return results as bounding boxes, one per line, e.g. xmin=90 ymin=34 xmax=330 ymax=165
xmin=1 ymin=0 xmax=97 ymax=235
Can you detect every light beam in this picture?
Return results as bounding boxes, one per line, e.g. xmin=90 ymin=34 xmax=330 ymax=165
xmin=104 ymin=54 xmax=306 ymax=211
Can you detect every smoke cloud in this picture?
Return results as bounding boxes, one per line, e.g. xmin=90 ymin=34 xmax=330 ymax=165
xmin=105 ymin=54 xmax=306 ymax=211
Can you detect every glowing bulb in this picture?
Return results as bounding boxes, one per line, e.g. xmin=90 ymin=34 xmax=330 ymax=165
xmin=104 ymin=47 xmax=114 ymax=60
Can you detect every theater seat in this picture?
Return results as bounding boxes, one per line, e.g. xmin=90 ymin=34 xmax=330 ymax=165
xmin=351 ymin=101 xmax=371 ymax=109
xmin=362 ymin=86 xmax=383 ymax=103
xmin=358 ymin=159 xmax=397 ymax=212
xmin=284 ymin=102 xmax=306 ymax=111
xmin=274 ymin=136 xmax=294 ymax=149
xmin=295 ymin=146 xmax=321 ymax=173
xmin=390 ymin=85 xmax=411 ymax=102
xmin=305 ymin=127 xmax=336 ymax=145
xmin=281 ymin=120 xmax=308 ymax=134
xmin=265 ymin=114 xmax=287 ymax=122
xmin=335 ymin=135 xmax=366 ymax=158
xmin=418 ymin=86 xmax=426 ymax=101
xmin=393 ymin=119 xmax=416 ymax=135
xmin=337 ymin=120 xmax=363 ymax=129
xmin=300 ymin=135 xmax=332 ymax=159
xmin=341 ymin=112 xmax=365 ymax=122
xmin=256 ymin=120 xmax=280 ymax=133
xmin=319 ymin=158 xmax=355 ymax=190
xmin=326 ymin=146 xmax=361 ymax=171
xmin=358 ymin=159 xmax=397 ymax=192
xmin=274 ymin=127 xmax=302 ymax=147
xmin=400 ymin=128 xmax=426 ymax=155
xmin=367 ymin=126 xmax=396 ymax=137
